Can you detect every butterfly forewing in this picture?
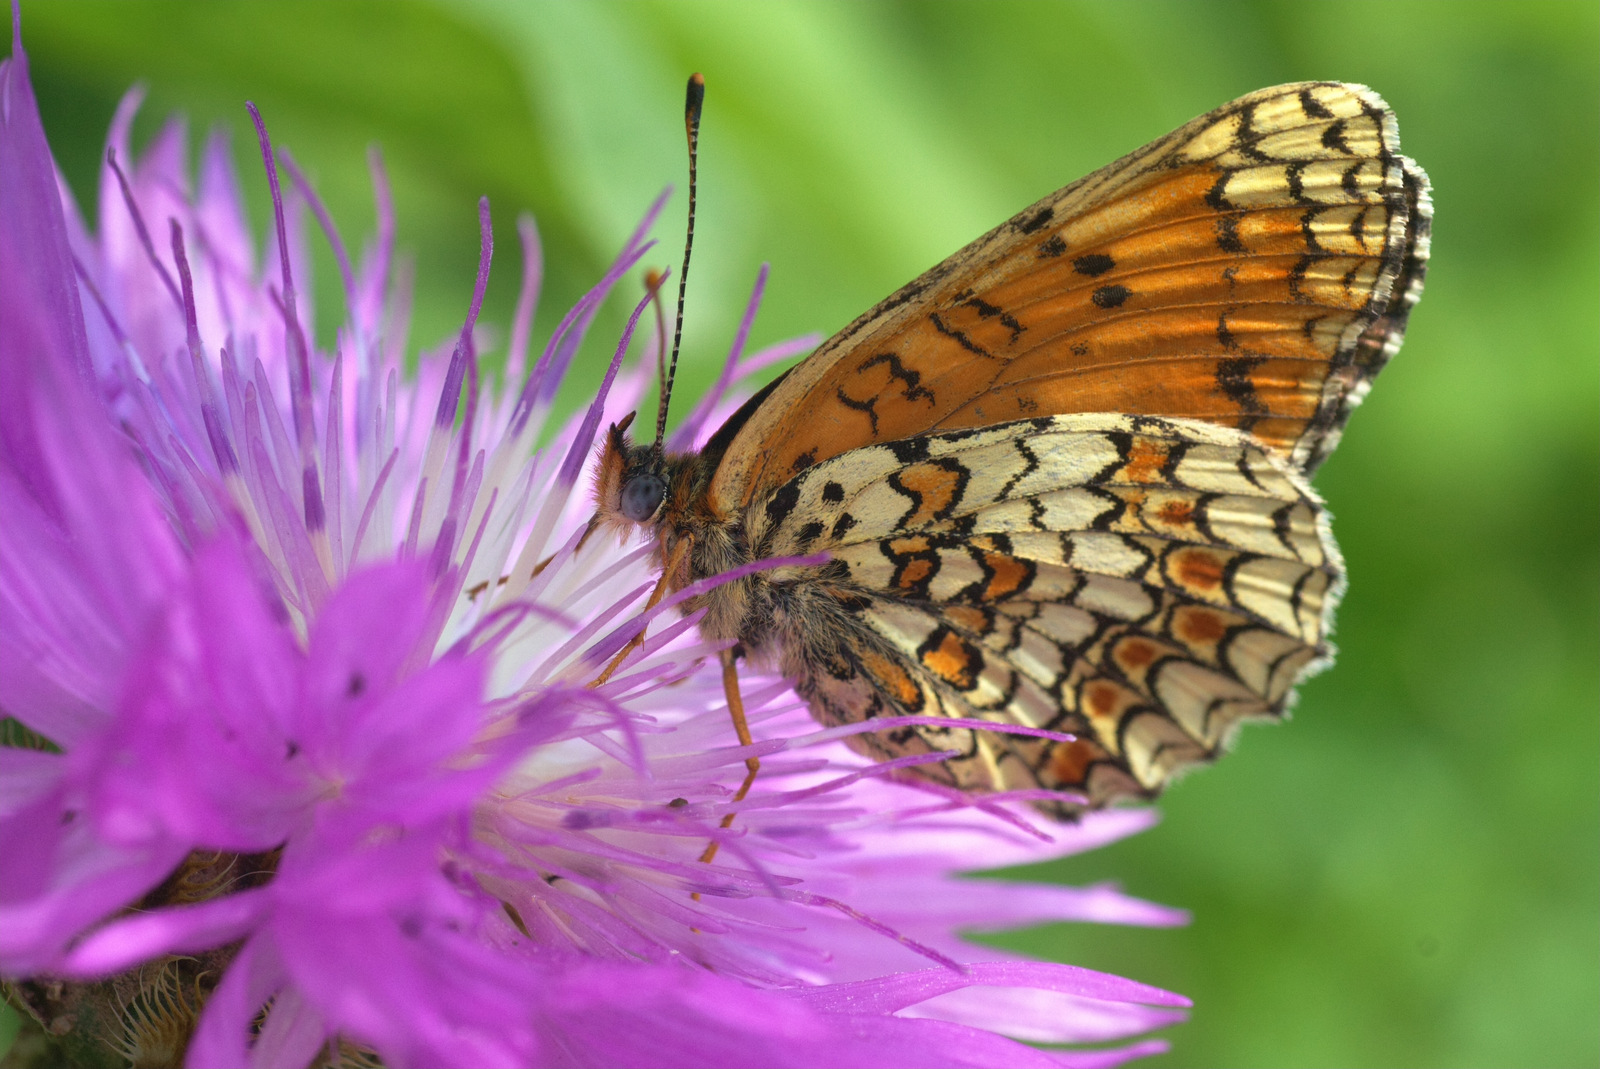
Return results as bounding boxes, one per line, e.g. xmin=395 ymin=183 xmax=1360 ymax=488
xmin=709 ymin=82 xmax=1431 ymax=515
xmin=750 ymin=414 xmax=1339 ymax=807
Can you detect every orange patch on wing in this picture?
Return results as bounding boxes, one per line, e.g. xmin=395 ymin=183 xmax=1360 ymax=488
xmin=888 ymin=536 xmax=930 ymax=556
xmin=982 ymin=552 xmax=1031 ymax=600
xmin=1236 ymin=205 xmax=1319 ymax=252
xmin=943 ymin=606 xmax=991 ymax=633
xmin=1049 ymin=739 xmax=1098 ymax=787
xmin=1115 ymin=638 xmax=1159 ymax=671
xmin=1175 ymin=606 xmax=1229 ymax=643
xmin=897 ymin=462 xmax=965 ymax=527
xmin=897 ymin=558 xmax=935 ymax=590
xmin=1085 ymin=681 xmax=1122 ymax=718
xmin=1157 ymin=499 xmax=1194 ymax=526
xmin=861 ymin=649 xmax=923 ymax=709
xmin=1173 ymin=548 xmax=1226 ymax=591
xmin=922 ymin=631 xmax=978 ymax=690
xmin=1122 ymin=437 xmax=1167 ymax=484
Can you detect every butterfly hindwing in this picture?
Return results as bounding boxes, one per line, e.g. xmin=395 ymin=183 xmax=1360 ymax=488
xmin=709 ymin=81 xmax=1431 ymax=516
xmin=751 ymin=414 xmax=1340 ymax=807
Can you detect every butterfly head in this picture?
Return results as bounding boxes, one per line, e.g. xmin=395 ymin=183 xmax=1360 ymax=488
xmin=592 ymin=411 xmax=677 ymax=536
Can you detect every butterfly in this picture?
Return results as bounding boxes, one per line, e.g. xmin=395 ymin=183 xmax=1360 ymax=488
xmin=592 ymin=80 xmax=1431 ymax=815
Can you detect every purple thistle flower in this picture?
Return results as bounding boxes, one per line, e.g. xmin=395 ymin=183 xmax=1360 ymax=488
xmin=1 ymin=16 xmax=1189 ymax=1069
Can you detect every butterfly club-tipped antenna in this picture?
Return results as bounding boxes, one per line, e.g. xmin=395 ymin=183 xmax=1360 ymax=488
xmin=654 ymin=71 xmax=705 ymax=449
xmin=583 ymin=79 xmax=703 ymax=551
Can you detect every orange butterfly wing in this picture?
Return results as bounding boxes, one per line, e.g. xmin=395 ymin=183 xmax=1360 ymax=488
xmin=709 ymin=81 xmax=1431 ymax=514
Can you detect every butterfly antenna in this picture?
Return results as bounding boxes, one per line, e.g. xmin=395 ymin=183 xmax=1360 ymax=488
xmin=656 ymin=71 xmax=704 ymax=447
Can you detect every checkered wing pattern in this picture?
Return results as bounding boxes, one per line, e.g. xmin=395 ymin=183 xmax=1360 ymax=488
xmin=750 ymin=414 xmax=1339 ymax=808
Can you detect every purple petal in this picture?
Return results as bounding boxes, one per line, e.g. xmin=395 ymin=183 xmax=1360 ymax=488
xmin=553 ymin=280 xmax=656 ymax=488
xmin=503 ymin=213 xmax=542 ymax=388
xmin=184 ymin=937 xmax=288 ymax=1069
xmin=902 ymin=986 xmax=1185 ymax=1045
xmin=302 ymin=560 xmax=438 ymax=711
xmin=86 ymin=537 xmax=305 ymax=849
xmin=64 ymin=887 xmax=268 ymax=977
xmin=0 ymin=32 xmax=91 ymax=383
xmin=246 ymin=983 xmax=327 ymax=1069
xmin=196 ymin=125 xmax=257 ymax=291
xmin=789 ymin=961 xmax=1189 ymax=1016
xmin=0 ymin=780 xmax=187 ymax=975
xmin=0 ymin=748 xmax=59 ymax=816
xmin=268 ymin=833 xmax=540 ymax=1069
xmin=530 ymin=962 xmax=1082 ymax=1069
xmin=0 ymin=242 xmax=185 ymax=749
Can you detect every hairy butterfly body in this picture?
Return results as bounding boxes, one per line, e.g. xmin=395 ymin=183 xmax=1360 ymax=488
xmin=594 ymin=81 xmax=1430 ymax=814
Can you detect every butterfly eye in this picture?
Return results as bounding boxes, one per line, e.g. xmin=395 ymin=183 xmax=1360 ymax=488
xmin=620 ymin=474 xmax=667 ymax=522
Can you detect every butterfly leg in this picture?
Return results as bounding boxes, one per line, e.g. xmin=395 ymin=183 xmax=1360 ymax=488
xmin=697 ymin=646 xmax=760 ymax=866
xmin=589 ymin=535 xmax=693 ymax=687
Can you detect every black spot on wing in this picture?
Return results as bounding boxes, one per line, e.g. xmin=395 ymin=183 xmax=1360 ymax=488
xmin=1072 ymin=253 xmax=1115 ymax=277
xmin=1091 ymin=285 xmax=1131 ymax=309
xmin=1320 ymin=119 xmax=1351 ymax=154
xmin=821 ymin=480 xmax=845 ymax=504
xmin=1038 ymin=235 xmax=1067 ymax=259
xmin=887 ymin=438 xmax=930 ymax=464
xmin=1017 ymin=205 xmax=1054 ymax=234
xmin=764 ymin=479 xmax=802 ymax=529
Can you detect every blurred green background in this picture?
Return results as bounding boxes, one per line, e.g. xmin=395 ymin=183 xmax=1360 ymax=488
xmin=6 ymin=1 xmax=1596 ymax=1066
